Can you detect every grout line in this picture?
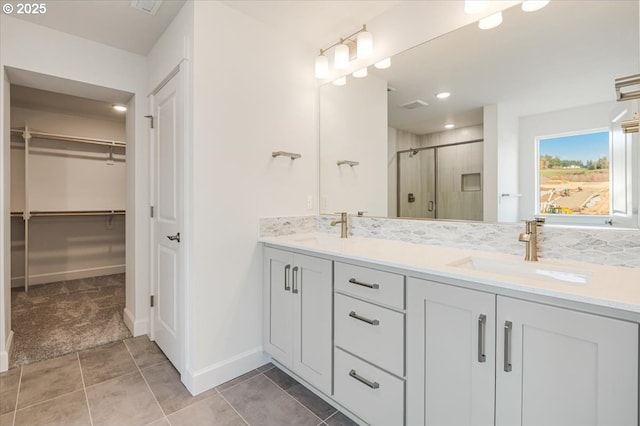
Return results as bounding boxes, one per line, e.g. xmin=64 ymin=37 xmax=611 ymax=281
xmin=324 ymin=411 xmax=338 ymax=423
xmin=123 ymin=339 xmax=168 ymax=424
xmin=260 ymin=371 xmax=324 ymax=424
xmin=76 ymin=353 xmax=94 ymax=426
xmin=10 ymin=366 xmax=23 ymax=426
xmin=216 ymin=389 xmax=250 ymax=426
xmin=214 ymin=370 xmax=262 ymax=393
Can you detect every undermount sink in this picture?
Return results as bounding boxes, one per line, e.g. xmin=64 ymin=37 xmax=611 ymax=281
xmin=450 ymin=256 xmax=592 ymax=285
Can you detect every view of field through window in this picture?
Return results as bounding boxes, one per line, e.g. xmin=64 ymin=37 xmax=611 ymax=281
xmin=539 ymin=131 xmax=610 ymax=215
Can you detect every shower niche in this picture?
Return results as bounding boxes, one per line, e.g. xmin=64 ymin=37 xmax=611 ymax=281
xmin=398 ymin=141 xmax=483 ymax=221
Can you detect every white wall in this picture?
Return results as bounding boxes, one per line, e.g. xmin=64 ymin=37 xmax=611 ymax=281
xmin=320 ymin=75 xmax=388 ymax=216
xmin=10 ymin=106 xmax=126 ymax=286
xmin=0 ymin=69 xmax=11 ymax=371
xmin=0 ymin=14 xmax=148 ymax=371
xmin=175 ymin=1 xmax=318 ymax=394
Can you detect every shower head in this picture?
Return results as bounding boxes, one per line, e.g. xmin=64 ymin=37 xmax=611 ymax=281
xmin=409 ymin=148 xmax=419 ymax=158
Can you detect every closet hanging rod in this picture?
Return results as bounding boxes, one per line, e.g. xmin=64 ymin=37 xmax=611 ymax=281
xmin=29 ymin=210 xmax=126 ymax=217
xmin=10 ymin=128 xmax=126 ymax=148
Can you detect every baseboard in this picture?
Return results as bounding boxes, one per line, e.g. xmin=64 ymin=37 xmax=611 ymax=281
xmin=0 ymin=330 xmax=14 ymax=372
xmin=11 ymin=264 xmax=125 ymax=288
xmin=181 ymin=346 xmax=270 ymax=395
xmin=123 ymin=307 xmax=148 ymax=336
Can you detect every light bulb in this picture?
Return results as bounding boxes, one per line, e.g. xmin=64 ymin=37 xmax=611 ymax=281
xmin=315 ymin=53 xmax=329 ymax=79
xmin=522 ymin=0 xmax=550 ymax=12
xmin=444 ymin=123 xmax=455 ymax=129
xmin=374 ymin=58 xmax=391 ymax=69
xmin=357 ymin=29 xmax=373 ymax=59
xmin=352 ymin=68 xmax=368 ymax=78
xmin=112 ymin=105 xmax=127 ymax=112
xmin=478 ymin=11 xmax=503 ymax=30
xmin=436 ymin=92 xmax=451 ymax=99
xmin=334 ymin=44 xmax=350 ymax=70
xmin=332 ymin=76 xmax=347 ymax=86
xmin=464 ymin=0 xmax=488 ymax=14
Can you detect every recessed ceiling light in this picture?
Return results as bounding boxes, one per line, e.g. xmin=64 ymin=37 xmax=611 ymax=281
xmin=374 ymin=58 xmax=391 ymax=69
xmin=478 ymin=11 xmax=503 ymax=30
xmin=436 ymin=92 xmax=451 ymax=99
xmin=444 ymin=123 xmax=455 ymax=129
xmin=112 ymin=105 xmax=127 ymax=112
xmin=522 ymin=0 xmax=550 ymax=12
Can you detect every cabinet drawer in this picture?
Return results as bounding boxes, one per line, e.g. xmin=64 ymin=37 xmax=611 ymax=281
xmin=334 ymin=348 xmax=404 ymax=426
xmin=335 ymin=262 xmax=404 ymax=309
xmin=335 ymin=293 xmax=404 ymax=376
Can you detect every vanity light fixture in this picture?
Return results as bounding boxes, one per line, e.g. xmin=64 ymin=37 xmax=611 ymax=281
xmin=334 ymin=43 xmax=350 ymax=70
xmin=315 ymin=52 xmax=329 ymax=79
xmin=374 ymin=57 xmax=391 ymax=69
xmin=444 ymin=123 xmax=455 ymax=129
xmin=332 ymin=76 xmax=347 ymax=86
xmin=522 ymin=0 xmax=550 ymax=12
xmin=436 ymin=92 xmax=451 ymax=99
xmin=315 ymin=25 xmax=374 ymax=78
xmin=478 ymin=11 xmax=503 ymax=29
xmin=353 ymin=67 xmax=368 ymax=78
xmin=112 ymin=105 xmax=127 ymax=112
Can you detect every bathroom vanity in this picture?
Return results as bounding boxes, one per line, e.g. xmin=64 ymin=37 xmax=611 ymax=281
xmin=261 ymin=233 xmax=639 ymax=426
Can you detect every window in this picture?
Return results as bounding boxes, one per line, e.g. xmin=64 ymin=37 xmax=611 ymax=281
xmin=538 ymin=130 xmax=610 ymax=216
xmin=535 ymin=121 xmax=638 ymax=229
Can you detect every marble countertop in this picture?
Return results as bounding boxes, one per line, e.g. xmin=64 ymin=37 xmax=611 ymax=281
xmin=260 ymin=233 xmax=640 ymax=316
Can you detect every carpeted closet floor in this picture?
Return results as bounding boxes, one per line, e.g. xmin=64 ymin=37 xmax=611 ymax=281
xmin=10 ymin=273 xmax=131 ymax=368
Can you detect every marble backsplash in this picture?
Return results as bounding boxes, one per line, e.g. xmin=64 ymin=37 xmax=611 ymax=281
xmin=260 ymin=215 xmax=640 ymax=269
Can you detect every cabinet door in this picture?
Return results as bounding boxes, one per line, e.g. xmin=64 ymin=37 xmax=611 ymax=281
xmin=263 ymin=247 xmax=293 ymax=368
xmin=292 ymin=254 xmax=332 ymax=394
xmin=407 ymin=278 xmax=496 ymax=426
xmin=496 ymin=296 xmax=638 ymax=426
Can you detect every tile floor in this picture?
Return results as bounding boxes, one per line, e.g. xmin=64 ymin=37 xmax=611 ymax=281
xmin=0 ymin=336 xmax=358 ymax=426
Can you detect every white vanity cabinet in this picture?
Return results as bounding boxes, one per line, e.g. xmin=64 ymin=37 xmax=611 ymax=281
xmin=407 ymin=277 xmax=639 ymax=426
xmin=333 ymin=262 xmax=406 ymax=426
xmin=495 ymin=296 xmax=638 ymax=426
xmin=407 ymin=278 xmax=496 ymax=426
xmin=262 ymin=247 xmax=332 ymax=394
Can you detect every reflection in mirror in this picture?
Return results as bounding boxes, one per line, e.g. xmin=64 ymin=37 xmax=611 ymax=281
xmin=319 ymin=0 xmax=639 ymax=225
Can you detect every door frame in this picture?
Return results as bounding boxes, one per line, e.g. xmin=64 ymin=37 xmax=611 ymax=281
xmin=148 ymin=62 xmax=189 ymax=374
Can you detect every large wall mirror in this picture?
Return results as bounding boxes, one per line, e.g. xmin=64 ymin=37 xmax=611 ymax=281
xmin=319 ymin=0 xmax=639 ymax=225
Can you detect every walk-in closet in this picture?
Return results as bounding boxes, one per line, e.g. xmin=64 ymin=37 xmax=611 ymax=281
xmin=9 ymin=85 xmax=129 ymax=367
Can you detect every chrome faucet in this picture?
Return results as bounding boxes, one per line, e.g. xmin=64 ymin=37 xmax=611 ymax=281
xmin=518 ymin=218 xmax=545 ymax=261
xmin=330 ymin=212 xmax=349 ymax=238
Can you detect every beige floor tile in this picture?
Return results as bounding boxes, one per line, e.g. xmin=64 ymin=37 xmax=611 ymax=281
xmin=145 ymin=417 xmax=170 ymax=426
xmin=0 ymin=412 xmax=14 ymax=426
xmin=0 ymin=368 xmax=20 ymax=414
xmin=222 ymin=375 xmax=320 ymax=426
xmin=17 ymin=354 xmax=82 ymax=409
xmin=124 ymin=336 xmax=168 ymax=369
xmin=215 ymin=369 xmax=260 ymax=392
xmin=86 ymin=371 xmax=164 ymax=426
xmin=14 ymin=390 xmax=90 ymax=426
xmin=79 ymin=340 xmax=137 ymax=386
xmin=142 ymin=361 xmax=216 ymax=415
xmin=167 ymin=394 xmax=246 ymax=426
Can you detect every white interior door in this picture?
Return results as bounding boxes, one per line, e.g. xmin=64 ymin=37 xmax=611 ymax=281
xmin=151 ymin=68 xmax=184 ymax=373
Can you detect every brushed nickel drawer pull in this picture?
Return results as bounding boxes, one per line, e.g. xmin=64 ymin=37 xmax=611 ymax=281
xmin=504 ymin=320 xmax=513 ymax=372
xmin=349 ymin=311 xmax=380 ymax=326
xmin=348 ymin=278 xmax=380 ymax=289
xmin=478 ymin=314 xmax=487 ymax=363
xmin=292 ymin=266 xmax=299 ymax=294
xmin=349 ymin=369 xmax=380 ymax=389
xmin=284 ymin=264 xmax=291 ymax=291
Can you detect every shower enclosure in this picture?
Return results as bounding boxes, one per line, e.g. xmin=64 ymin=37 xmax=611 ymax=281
xmin=397 ymin=140 xmax=483 ymax=221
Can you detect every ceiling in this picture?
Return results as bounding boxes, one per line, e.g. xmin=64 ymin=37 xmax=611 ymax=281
xmin=7 ymin=0 xmax=186 ymax=55
xmin=370 ymin=0 xmax=639 ymax=135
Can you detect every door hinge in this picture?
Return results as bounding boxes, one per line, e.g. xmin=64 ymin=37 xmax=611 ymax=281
xmin=150 ymin=295 xmax=155 ymax=307
xmin=150 ymin=206 xmax=154 ymax=218
xmin=144 ymin=115 xmax=154 ymax=129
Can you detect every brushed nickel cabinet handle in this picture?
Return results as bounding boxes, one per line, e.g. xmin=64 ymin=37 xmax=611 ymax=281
xmin=478 ymin=314 xmax=487 ymax=363
xmin=349 ymin=369 xmax=380 ymax=389
xmin=348 ymin=278 xmax=379 ymax=289
xmin=349 ymin=311 xmax=379 ymax=326
xmin=292 ymin=266 xmax=299 ymax=294
xmin=284 ymin=264 xmax=291 ymax=291
xmin=504 ymin=320 xmax=513 ymax=372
